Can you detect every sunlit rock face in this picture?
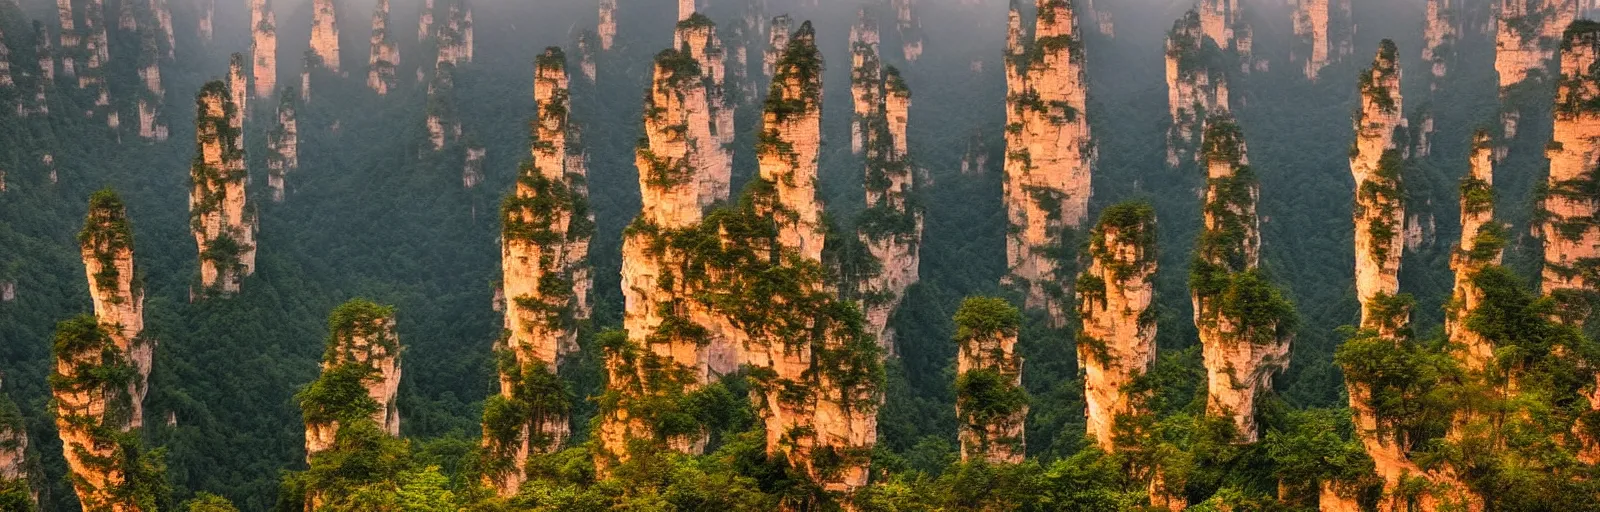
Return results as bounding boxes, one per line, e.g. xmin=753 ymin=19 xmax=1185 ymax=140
xmin=1191 ymin=117 xmax=1289 ymax=443
xmin=251 ymin=0 xmax=275 ymax=99
xmin=1076 ymin=204 xmax=1157 ymax=451
xmin=1423 ymin=0 xmax=1459 ymax=83
xmin=855 ymin=32 xmax=922 ymax=350
xmin=436 ymin=1 xmax=473 ymax=66
xmin=1166 ymin=10 xmax=1230 ymax=167
xmin=189 ymin=82 xmax=256 ymax=294
xmin=760 ymin=24 xmax=825 ymax=263
xmin=310 ymin=0 xmax=340 ymax=72
xmin=51 ymin=317 xmax=144 ymax=512
xmin=1543 ymin=21 xmax=1600 ymax=294
xmin=367 ymin=0 xmax=397 ymax=95
xmin=676 ymin=15 xmax=733 ymax=208
xmin=598 ymin=0 xmax=616 ymax=51
xmin=764 ymin=15 xmax=790 ymax=79
xmin=1350 ymin=42 xmax=1406 ymax=317
xmin=267 ymin=91 xmax=297 ymax=202
xmin=892 ymin=0 xmax=922 ymax=61
xmin=303 ymin=302 xmax=402 ymax=458
xmin=602 ymin=49 xmax=717 ymax=469
xmin=80 ymin=191 xmax=149 ymax=431
xmin=1495 ymin=0 xmax=1575 ymax=88
xmin=1003 ymin=0 xmax=1095 ymax=325
xmin=955 ymin=299 xmax=1025 ymax=464
xmin=1293 ymin=0 xmax=1353 ymax=80
xmin=851 ymin=11 xmax=881 ymax=155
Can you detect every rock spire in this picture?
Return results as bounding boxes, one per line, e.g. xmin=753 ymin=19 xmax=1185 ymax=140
xmin=854 ymin=26 xmax=922 ymax=349
xmin=310 ymin=0 xmax=340 ymax=72
xmin=1191 ymin=115 xmax=1291 ymax=443
xmin=1003 ymin=0 xmax=1095 ymax=324
xmin=51 ymin=316 xmax=156 ymax=512
xmin=954 ymin=297 xmax=1026 ymax=463
xmin=368 ymin=0 xmax=397 ymax=95
xmin=79 ymin=190 xmax=150 ymax=430
xmin=253 ymin=0 xmax=277 ymax=98
xmin=301 ymin=299 xmax=402 ymax=459
xmin=267 ymin=89 xmax=298 ymax=202
xmin=189 ymin=81 xmax=256 ymax=294
xmin=1076 ymin=202 xmax=1157 ymax=451
xmin=676 ymin=14 xmax=733 ymax=208
xmin=1293 ymin=0 xmax=1353 ymax=80
xmin=1165 ymin=9 xmax=1230 ymax=167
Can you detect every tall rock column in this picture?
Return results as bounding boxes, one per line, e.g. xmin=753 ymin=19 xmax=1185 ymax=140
xmin=1495 ymin=0 xmax=1574 ymax=89
xmin=51 ymin=316 xmax=154 ymax=512
xmin=0 ymin=24 xmax=13 ymax=89
xmin=299 ymin=300 xmax=402 ymax=512
xmin=759 ymin=23 xmax=825 ymax=261
xmin=57 ymin=0 xmax=78 ymax=76
xmin=1190 ymin=116 xmax=1292 ymax=443
xmin=892 ymin=0 xmax=922 ymax=62
xmin=79 ymin=190 xmax=150 ymax=430
xmin=310 ymin=0 xmax=340 ymax=72
xmin=598 ymin=0 xmax=616 ymax=51
xmin=367 ymin=0 xmax=397 ymax=95
xmin=1448 ymin=132 xmax=1499 ymax=371
xmin=1542 ymin=20 xmax=1600 ymax=297
xmin=1198 ymin=0 xmax=1253 ymax=68
xmin=252 ymin=0 xmax=277 ymax=99
xmin=436 ymin=1 xmax=473 ymax=66
xmin=485 ymin=49 xmax=590 ymax=496
xmin=600 ymin=48 xmax=720 ymax=471
xmin=953 ymin=297 xmax=1025 ymax=463
xmin=764 ymin=15 xmax=791 ymax=80
xmin=850 ymin=11 xmax=882 ymax=155
xmin=1165 ymin=9 xmax=1230 ymax=167
xmin=1003 ymin=0 xmax=1095 ymax=324
xmin=1293 ymin=0 xmax=1353 ymax=80
xmin=189 ymin=81 xmax=256 ymax=294
xmin=676 ymin=14 xmax=733 ymax=208
xmin=1076 ymin=202 xmax=1157 ymax=451
xmin=1350 ymin=42 xmax=1406 ymax=316
xmin=855 ymin=26 xmax=923 ymax=349
xmin=267 ymin=89 xmax=298 ymax=202
xmin=228 ymin=53 xmax=248 ymax=140
xmin=136 ymin=34 xmax=167 ymax=141
xmin=1423 ymin=0 xmax=1458 ymax=82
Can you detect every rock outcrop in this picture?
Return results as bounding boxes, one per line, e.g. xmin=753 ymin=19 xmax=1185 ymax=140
xmin=892 ymin=0 xmax=922 ymax=62
xmin=578 ymin=31 xmax=596 ymax=82
xmin=855 ymin=32 xmax=922 ymax=350
xmin=56 ymin=0 xmax=78 ymax=76
xmin=80 ymin=0 xmax=109 ymax=86
xmin=954 ymin=297 xmax=1025 ymax=463
xmin=425 ymin=63 xmax=460 ymax=151
xmin=1003 ymin=0 xmax=1095 ymax=324
xmin=1191 ymin=116 xmax=1291 ymax=443
xmin=152 ymin=0 xmax=174 ymax=59
xmin=310 ymin=0 xmax=340 ymax=73
xmin=367 ymin=0 xmax=397 ymax=95
xmin=0 ymin=381 xmax=35 ymax=507
xmin=1293 ymin=0 xmax=1353 ymax=80
xmin=228 ymin=53 xmax=248 ymax=141
xmin=1166 ymin=9 xmax=1230 ymax=167
xmin=1083 ymin=0 xmax=1114 ymax=36
xmin=267 ymin=89 xmax=298 ymax=202
xmin=1076 ymin=202 xmax=1157 ymax=451
xmin=485 ymin=48 xmax=590 ymax=496
xmin=302 ymin=299 xmax=402 ymax=459
xmin=80 ymin=190 xmax=150 ymax=431
xmin=764 ymin=15 xmax=790 ymax=80
xmin=851 ymin=11 xmax=882 ymax=155
xmin=676 ymin=14 xmax=733 ymax=208
xmin=436 ymin=0 xmax=472 ymax=66
xmin=1423 ymin=0 xmax=1458 ymax=82
xmin=1448 ymin=132 xmax=1498 ymax=407
xmin=252 ymin=0 xmax=276 ymax=98
xmin=1350 ymin=42 xmax=1406 ymax=314
xmin=1199 ymin=0 xmax=1254 ymax=67
xmin=136 ymin=34 xmax=167 ymax=141
xmin=1495 ymin=0 xmax=1575 ymax=88
xmin=0 ymin=24 xmax=11 ymax=89
xmin=51 ymin=316 xmax=150 ymax=512
xmin=418 ymin=0 xmax=433 ymax=41
xmin=189 ymin=81 xmax=256 ymax=294
xmin=1543 ymin=20 xmax=1600 ymax=295
xmin=598 ymin=0 xmax=616 ymax=51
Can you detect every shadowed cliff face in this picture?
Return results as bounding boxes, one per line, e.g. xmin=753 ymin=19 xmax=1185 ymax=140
xmin=367 ymin=0 xmax=398 ymax=95
xmin=252 ymin=0 xmax=277 ymax=99
xmin=1077 ymin=203 xmax=1156 ymax=451
xmin=676 ymin=14 xmax=734 ymax=208
xmin=1003 ymin=0 xmax=1094 ymax=325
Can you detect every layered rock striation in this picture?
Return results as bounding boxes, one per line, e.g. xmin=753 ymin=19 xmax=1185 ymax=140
xmin=136 ymin=33 xmax=167 ymax=141
xmin=1542 ymin=20 xmax=1600 ymax=295
xmin=1447 ymin=132 xmax=1498 ymax=372
xmin=851 ymin=11 xmax=882 ymax=156
xmin=80 ymin=190 xmax=150 ymax=431
xmin=1198 ymin=0 xmax=1253 ymax=66
xmin=51 ymin=316 xmax=152 ymax=512
xmin=1003 ymin=0 xmax=1095 ymax=324
xmin=189 ymin=81 xmax=256 ymax=294
xmin=484 ymin=48 xmax=591 ymax=496
xmin=1076 ymin=202 xmax=1157 ymax=451
xmin=1166 ymin=9 xmax=1231 ymax=167
xmin=676 ymin=14 xmax=733 ymax=208
xmin=253 ymin=0 xmax=277 ymax=99
xmin=892 ymin=0 xmax=922 ymax=62
xmin=1190 ymin=116 xmax=1291 ymax=443
xmin=1350 ymin=42 xmax=1406 ymax=314
xmin=367 ymin=0 xmax=397 ymax=95
xmin=954 ymin=297 xmax=1025 ymax=463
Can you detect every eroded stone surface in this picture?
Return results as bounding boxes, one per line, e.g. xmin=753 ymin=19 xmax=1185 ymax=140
xmin=189 ymin=82 xmax=256 ymax=294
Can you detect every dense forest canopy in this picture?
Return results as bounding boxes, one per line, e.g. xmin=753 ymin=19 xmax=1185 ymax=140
xmin=0 ymin=0 xmax=1597 ymax=510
